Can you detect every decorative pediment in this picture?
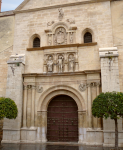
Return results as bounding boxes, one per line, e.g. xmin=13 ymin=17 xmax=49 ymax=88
xmin=45 ymin=21 xmax=77 ymax=46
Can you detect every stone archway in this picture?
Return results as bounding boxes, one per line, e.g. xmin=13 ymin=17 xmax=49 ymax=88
xmin=37 ymin=85 xmax=86 ymax=143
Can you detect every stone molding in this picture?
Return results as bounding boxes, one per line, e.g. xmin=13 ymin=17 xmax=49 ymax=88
xmin=14 ymin=0 xmax=111 ymax=14
xmin=22 ymin=69 xmax=101 ymax=77
xmin=27 ymin=42 xmax=97 ymax=51
xmin=7 ymin=54 xmax=25 ymax=65
xmin=99 ymin=47 xmax=118 ymax=58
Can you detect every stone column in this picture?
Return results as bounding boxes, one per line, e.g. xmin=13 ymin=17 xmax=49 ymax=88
xmin=99 ymin=47 xmax=120 ymax=147
xmin=41 ymin=111 xmax=47 ymax=142
xmin=53 ymin=54 xmax=57 ymax=73
xmin=22 ymin=85 xmax=28 ymax=128
xmin=2 ymin=54 xmax=25 ymax=143
xmin=87 ymin=83 xmax=92 ymax=129
xmin=75 ymin=53 xmax=79 ymax=72
xmin=64 ymin=53 xmax=68 ymax=72
xmin=30 ymin=85 xmax=36 ymax=128
xmin=37 ymin=111 xmax=42 ymax=142
xmin=96 ymin=82 xmax=102 ymax=129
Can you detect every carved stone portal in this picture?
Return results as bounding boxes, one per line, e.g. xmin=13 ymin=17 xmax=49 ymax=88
xmin=54 ymin=27 xmax=67 ymax=45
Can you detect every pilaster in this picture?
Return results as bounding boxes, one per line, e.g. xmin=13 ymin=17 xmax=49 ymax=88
xmin=2 ymin=54 xmax=25 ymax=143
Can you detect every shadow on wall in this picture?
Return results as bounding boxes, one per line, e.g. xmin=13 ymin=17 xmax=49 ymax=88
xmin=1 ymin=144 xmax=123 ymax=150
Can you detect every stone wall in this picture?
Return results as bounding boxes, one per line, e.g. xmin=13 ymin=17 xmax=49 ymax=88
xmin=13 ymin=1 xmax=113 ymax=74
xmin=111 ymin=1 xmax=123 ymax=93
xmin=0 ymin=13 xmax=14 ymax=97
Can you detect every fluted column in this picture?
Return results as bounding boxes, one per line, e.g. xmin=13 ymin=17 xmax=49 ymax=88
xmin=96 ymin=82 xmax=102 ymax=129
xmin=31 ymin=85 xmax=36 ymax=128
xmin=87 ymin=83 xmax=92 ymax=129
xmin=22 ymin=85 xmax=28 ymax=128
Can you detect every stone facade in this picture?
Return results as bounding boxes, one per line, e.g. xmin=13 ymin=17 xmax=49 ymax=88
xmin=0 ymin=0 xmax=123 ymax=147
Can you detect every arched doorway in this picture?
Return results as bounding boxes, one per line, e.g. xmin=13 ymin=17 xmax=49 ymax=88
xmin=47 ymin=95 xmax=78 ymax=142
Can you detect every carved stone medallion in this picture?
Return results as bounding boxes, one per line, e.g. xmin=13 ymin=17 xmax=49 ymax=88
xmin=54 ymin=27 xmax=67 ymax=45
xmin=37 ymin=85 xmax=43 ymax=93
xmin=79 ymin=83 xmax=87 ymax=92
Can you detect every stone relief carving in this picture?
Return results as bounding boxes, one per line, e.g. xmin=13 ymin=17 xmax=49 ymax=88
xmin=79 ymin=82 xmax=100 ymax=92
xmin=66 ymin=18 xmax=75 ymax=24
xmin=57 ymin=55 xmax=64 ymax=73
xmin=44 ymin=52 xmax=78 ymax=73
xmin=69 ymin=32 xmax=74 ymax=44
xmin=48 ymin=34 xmax=52 ymax=46
xmin=79 ymin=83 xmax=87 ymax=92
xmin=47 ymin=21 xmax=55 ymax=27
xmin=37 ymin=85 xmax=43 ymax=93
xmin=58 ymin=8 xmax=64 ymax=21
xmin=47 ymin=56 xmax=54 ymax=72
xmin=68 ymin=54 xmax=75 ymax=72
xmin=54 ymin=27 xmax=67 ymax=45
xmin=10 ymin=66 xmax=15 ymax=76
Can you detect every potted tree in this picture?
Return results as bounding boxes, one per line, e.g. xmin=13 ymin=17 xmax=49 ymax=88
xmin=92 ymin=92 xmax=123 ymax=150
xmin=0 ymin=97 xmax=18 ymax=149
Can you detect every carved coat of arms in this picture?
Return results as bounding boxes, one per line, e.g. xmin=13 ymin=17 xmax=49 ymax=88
xmin=54 ymin=27 xmax=67 ymax=45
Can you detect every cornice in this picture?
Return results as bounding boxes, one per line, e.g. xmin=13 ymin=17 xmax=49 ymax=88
xmin=22 ymin=70 xmax=101 ymax=77
xmin=14 ymin=0 xmax=111 ymax=14
xmin=27 ymin=42 xmax=97 ymax=51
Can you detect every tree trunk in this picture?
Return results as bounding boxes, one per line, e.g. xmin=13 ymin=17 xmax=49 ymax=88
xmin=115 ymin=118 xmax=118 ymax=150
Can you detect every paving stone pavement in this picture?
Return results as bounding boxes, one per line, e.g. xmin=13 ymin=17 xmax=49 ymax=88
xmin=1 ymin=144 xmax=123 ymax=150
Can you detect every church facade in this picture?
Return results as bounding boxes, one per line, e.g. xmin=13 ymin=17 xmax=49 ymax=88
xmin=0 ymin=0 xmax=123 ymax=147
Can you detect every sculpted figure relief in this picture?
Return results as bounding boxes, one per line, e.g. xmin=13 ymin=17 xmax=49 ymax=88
xmin=57 ymin=55 xmax=64 ymax=73
xmin=47 ymin=56 xmax=53 ymax=72
xmin=58 ymin=8 xmax=64 ymax=21
xmin=68 ymin=54 xmax=75 ymax=72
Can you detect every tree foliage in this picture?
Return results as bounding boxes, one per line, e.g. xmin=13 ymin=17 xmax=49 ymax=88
xmin=0 ymin=97 xmax=18 ymax=120
xmin=92 ymin=92 xmax=123 ymax=120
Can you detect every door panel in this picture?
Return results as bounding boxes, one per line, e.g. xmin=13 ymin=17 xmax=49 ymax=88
xmin=47 ymin=95 xmax=78 ymax=142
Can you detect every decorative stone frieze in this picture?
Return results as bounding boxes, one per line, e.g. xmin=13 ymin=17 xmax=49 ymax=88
xmin=44 ymin=51 xmax=78 ymax=73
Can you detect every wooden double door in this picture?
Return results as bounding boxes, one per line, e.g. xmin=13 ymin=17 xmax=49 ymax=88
xmin=47 ymin=95 xmax=78 ymax=142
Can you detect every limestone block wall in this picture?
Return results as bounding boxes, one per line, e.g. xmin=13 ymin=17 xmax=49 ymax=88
xmin=0 ymin=47 xmax=13 ymax=97
xmin=13 ymin=1 xmax=113 ymax=74
xmin=0 ymin=13 xmax=14 ymax=52
xmin=0 ymin=12 xmax=14 ymax=97
xmin=111 ymin=1 xmax=123 ymax=93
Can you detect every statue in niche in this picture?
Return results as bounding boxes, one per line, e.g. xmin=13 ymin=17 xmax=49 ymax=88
xmin=54 ymin=27 xmax=67 ymax=45
xmin=57 ymin=55 xmax=64 ymax=73
xmin=68 ymin=54 xmax=75 ymax=72
xmin=47 ymin=56 xmax=53 ymax=72
xmin=58 ymin=8 xmax=64 ymax=21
